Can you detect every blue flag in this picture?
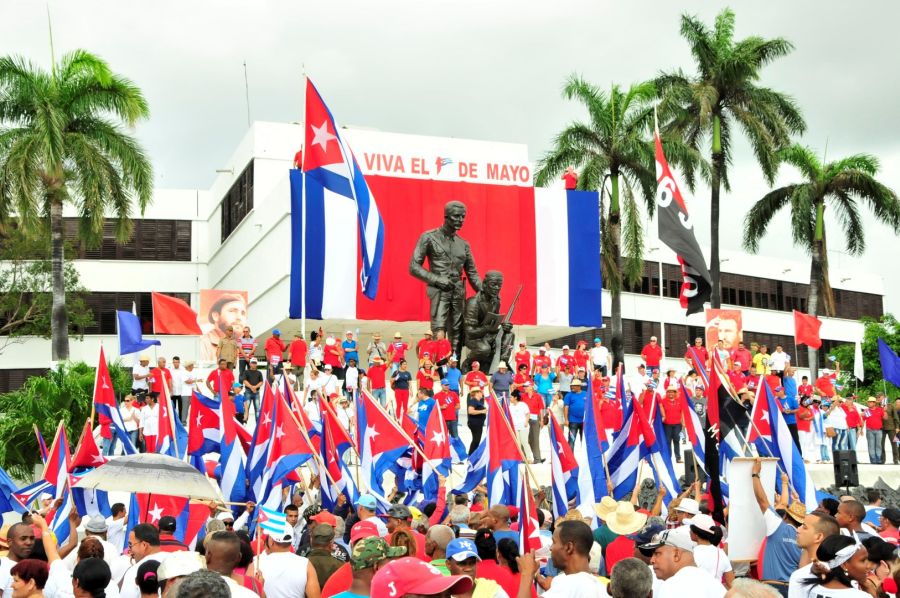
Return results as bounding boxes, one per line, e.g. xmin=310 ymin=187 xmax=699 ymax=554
xmin=878 ymin=338 xmax=900 ymax=388
xmin=117 ymin=310 xmax=161 ymax=356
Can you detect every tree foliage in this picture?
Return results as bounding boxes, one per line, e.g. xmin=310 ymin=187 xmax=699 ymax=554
xmin=0 ymin=225 xmax=93 ymax=353
xmin=829 ymin=314 xmax=900 ymax=400
xmin=0 ymin=360 xmax=133 ymax=480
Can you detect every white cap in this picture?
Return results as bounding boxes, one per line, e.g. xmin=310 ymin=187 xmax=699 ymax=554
xmin=272 ymin=522 xmax=295 ymax=544
xmin=685 ymin=513 xmax=717 ymax=534
xmin=674 ymin=498 xmax=700 ymax=515
xmin=158 ymin=551 xmax=205 ymax=581
xmin=215 ymin=511 xmax=235 ymax=522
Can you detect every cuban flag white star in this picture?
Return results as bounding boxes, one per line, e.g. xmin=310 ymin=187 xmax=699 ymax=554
xmin=259 ymin=411 xmax=272 ymax=428
xmin=275 ymin=425 xmax=286 ymax=440
xmin=431 ymin=431 xmax=446 ymax=446
xmin=311 ymin=121 xmax=336 ymax=151
xmin=148 ymin=503 xmax=164 ymax=523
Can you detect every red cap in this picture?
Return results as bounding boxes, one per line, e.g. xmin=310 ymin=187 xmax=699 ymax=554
xmin=371 ymin=557 xmax=473 ymax=596
xmin=471 ymin=504 xmax=484 ymax=513
xmin=310 ymin=511 xmax=338 ymax=526
xmin=507 ymin=505 xmax=519 ymax=519
xmin=350 ymin=520 xmax=379 ymax=544
xmin=328 ymin=392 xmax=340 ymax=399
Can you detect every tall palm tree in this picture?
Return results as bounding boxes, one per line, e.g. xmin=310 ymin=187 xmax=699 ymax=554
xmin=743 ymin=144 xmax=900 ymax=376
xmin=657 ymin=9 xmax=805 ymax=307
xmin=536 ymin=77 xmax=684 ymax=369
xmin=0 ymin=50 xmax=152 ymax=360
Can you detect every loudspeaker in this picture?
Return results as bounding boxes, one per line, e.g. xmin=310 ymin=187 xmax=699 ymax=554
xmin=833 ymin=450 xmax=859 ymax=488
xmin=683 ymin=449 xmax=696 ymax=487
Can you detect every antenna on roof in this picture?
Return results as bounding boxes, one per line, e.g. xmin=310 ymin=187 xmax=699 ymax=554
xmin=243 ymin=60 xmax=251 ymax=128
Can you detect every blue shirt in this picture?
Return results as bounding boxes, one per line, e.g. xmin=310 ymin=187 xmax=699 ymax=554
xmin=445 ymin=367 xmax=462 ymax=392
xmin=533 ymin=372 xmax=556 ymax=395
xmin=341 ymin=339 xmax=359 ymax=364
xmin=493 ymin=529 xmax=518 ymax=547
xmin=761 ymin=508 xmax=800 ymax=582
xmin=564 ymin=391 xmax=587 ymax=423
xmin=779 ymin=395 xmax=799 ymax=425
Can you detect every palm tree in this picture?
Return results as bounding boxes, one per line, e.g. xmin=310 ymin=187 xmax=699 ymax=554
xmin=0 ymin=50 xmax=152 ymax=360
xmin=657 ymin=9 xmax=805 ymax=307
xmin=743 ymin=144 xmax=900 ymax=376
xmin=536 ymin=77 xmax=682 ymax=369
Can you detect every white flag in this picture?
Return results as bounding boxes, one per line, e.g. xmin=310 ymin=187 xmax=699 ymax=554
xmin=854 ymin=341 xmax=865 ymax=381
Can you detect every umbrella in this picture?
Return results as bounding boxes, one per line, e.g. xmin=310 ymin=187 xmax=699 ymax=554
xmin=73 ymin=453 xmax=225 ymax=502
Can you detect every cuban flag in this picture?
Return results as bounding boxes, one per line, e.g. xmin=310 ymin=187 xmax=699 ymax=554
xmin=218 ymin=387 xmax=248 ymax=505
xmin=188 ymin=391 xmax=223 ymax=468
xmin=548 ymin=412 xmax=578 ymax=520
xmin=93 ymin=346 xmax=137 ymax=454
xmin=156 ymin=385 xmax=184 ymax=459
xmin=356 ymin=391 xmax=411 ymax=503
xmin=452 ymin=437 xmax=488 ymax=496
xmin=49 ymin=482 xmax=75 ymax=544
xmin=485 ymin=392 xmax=522 ymax=507
xmin=646 ymin=408 xmax=681 ymax=514
xmin=605 ymin=392 xmax=655 ymax=500
xmin=258 ymin=504 xmax=288 ymax=537
xmin=579 ymin=375 xmax=609 ymax=504
xmin=319 ymin=398 xmax=359 ymax=510
xmin=259 ymin=388 xmax=315 ymax=509
xmin=246 ymin=384 xmax=275 ymax=500
xmin=69 ymin=421 xmax=111 ymax=519
xmin=34 ymin=425 xmax=49 ymax=463
xmin=42 ymin=422 xmax=71 ymax=499
xmin=421 ymin=404 xmax=451 ymax=502
xmin=0 ymin=466 xmax=25 ymax=515
xmin=749 ymin=379 xmax=817 ymax=510
xmin=290 ymin=78 xmax=385 ymax=320
xmin=518 ymin=475 xmax=542 ymax=553
xmin=13 ymin=480 xmax=52 ymax=509
xmin=679 ymin=382 xmax=707 ymax=476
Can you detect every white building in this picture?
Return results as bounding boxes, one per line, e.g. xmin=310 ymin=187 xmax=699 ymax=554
xmin=0 ymin=122 xmax=883 ymax=389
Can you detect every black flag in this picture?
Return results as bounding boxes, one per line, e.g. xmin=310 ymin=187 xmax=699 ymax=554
xmin=655 ymin=133 xmax=712 ymax=315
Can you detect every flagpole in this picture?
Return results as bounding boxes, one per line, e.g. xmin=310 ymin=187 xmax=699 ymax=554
xmin=486 ymin=387 xmax=541 ymax=491
xmin=631 ymin=460 xmax=644 ymax=503
xmin=90 ymin=342 xmax=103 ymax=430
xmin=300 ymin=74 xmax=308 ymax=342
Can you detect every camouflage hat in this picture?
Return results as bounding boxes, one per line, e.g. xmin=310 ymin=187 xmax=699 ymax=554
xmin=350 ymin=537 xmax=406 ymax=571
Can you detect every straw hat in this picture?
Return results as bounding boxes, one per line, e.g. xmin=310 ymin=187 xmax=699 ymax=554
xmin=593 ymin=496 xmax=618 ymax=520
xmin=606 ymin=502 xmax=648 ymax=536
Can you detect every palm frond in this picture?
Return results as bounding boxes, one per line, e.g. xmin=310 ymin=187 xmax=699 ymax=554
xmin=829 ymin=190 xmax=866 ymax=255
xmin=777 ymin=144 xmax=822 ymax=182
xmin=620 ymin=177 xmax=645 ymax=286
xmin=743 ymin=184 xmax=798 ymax=253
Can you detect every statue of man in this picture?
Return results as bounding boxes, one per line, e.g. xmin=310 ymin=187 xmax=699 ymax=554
xmin=463 ymin=270 xmax=513 ymax=371
xmin=409 ymin=201 xmax=481 ymax=356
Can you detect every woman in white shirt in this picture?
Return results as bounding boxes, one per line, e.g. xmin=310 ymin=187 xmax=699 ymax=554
xmin=119 ymin=395 xmax=141 ymax=448
xmin=509 ymin=394 xmax=534 ymax=463
xmin=139 ymin=396 xmax=159 ymax=453
xmin=687 ymin=514 xmax=734 ymax=588
xmin=798 ymin=535 xmax=871 ymax=597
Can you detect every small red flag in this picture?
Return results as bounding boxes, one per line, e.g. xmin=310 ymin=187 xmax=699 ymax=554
xmin=793 ymin=310 xmax=823 ymax=349
xmin=151 ymin=292 xmax=202 ymax=335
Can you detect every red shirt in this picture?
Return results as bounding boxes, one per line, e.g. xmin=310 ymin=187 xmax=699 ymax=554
xmin=563 ymin=171 xmax=578 ymax=189
xmin=323 ymin=344 xmax=342 ymax=367
xmin=514 ymin=350 xmax=532 ymax=371
xmin=532 ymin=354 xmax=551 ymax=371
xmin=464 ymin=370 xmax=488 ymax=390
xmin=573 ymin=349 xmax=589 ymax=370
xmin=288 ymin=339 xmax=308 ymax=367
xmin=660 ymin=396 xmax=683 ymax=425
xmin=150 ymin=367 xmax=172 ymax=394
xmin=606 ymin=536 xmax=636 ymax=573
xmin=728 ymin=370 xmax=747 ymax=391
xmin=815 ymin=375 xmax=836 ymax=398
xmin=431 ymin=338 xmax=452 ymax=362
xmin=599 ymin=398 xmax=622 ymax=431
xmin=513 ymin=373 xmax=530 ymax=387
xmin=865 ymin=406 xmax=885 ymax=430
xmin=641 ymin=343 xmax=663 ymax=367
xmin=521 ymin=391 xmax=544 ymax=416
xmin=435 ymin=390 xmax=460 ymax=421
xmin=206 ymin=369 xmax=235 ymax=395
xmin=477 ymin=560 xmax=519 ymax=598
xmin=265 ymin=337 xmax=286 ymax=364
xmin=367 ymin=364 xmax=387 ymax=389
xmin=417 ymin=368 xmax=437 ymax=389
xmin=556 ymin=354 xmax=576 ymax=374
xmin=843 ymin=403 xmax=862 ymax=428
xmin=797 ymin=405 xmax=813 ymax=433
xmin=321 ymin=562 xmax=352 ymax=598
xmin=685 ymin=345 xmax=709 ymax=370
xmin=388 ymin=341 xmax=408 ymax=363
xmin=730 ymin=347 xmax=752 ymax=371
xmin=798 ymin=383 xmax=814 ymax=398
xmin=417 ymin=338 xmax=436 ymax=361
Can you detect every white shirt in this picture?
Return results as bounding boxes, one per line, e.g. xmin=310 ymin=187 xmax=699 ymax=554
xmin=139 ymin=404 xmax=159 ymax=436
xmin=120 ymin=405 xmax=139 ymax=432
xmin=656 ymin=566 xmax=726 ymax=598
xmin=107 ymin=518 xmax=127 ymax=554
xmin=257 ymin=552 xmax=310 ymax=598
xmin=45 ymin=559 xmax=120 ymax=598
xmin=827 ymin=406 xmax=848 ymax=430
xmin=170 ymin=365 xmax=187 ymax=395
xmin=544 ymin=572 xmax=609 ymax=597
xmin=223 ymin=574 xmax=261 ymax=598
xmin=361 ymin=514 xmax=388 ymax=537
xmin=0 ymin=557 xmax=14 ymax=598
xmin=345 ymin=367 xmax=360 ymax=390
xmin=61 ymin=536 xmax=119 ymax=571
xmin=132 ymin=364 xmax=150 ymax=391
xmin=788 ymin=563 xmax=815 ymax=598
xmin=322 ymin=374 xmax=341 ymax=396
xmin=510 ymin=401 xmax=530 ymax=432
xmin=304 ymin=375 xmax=327 ymax=397
xmin=771 ymin=351 xmax=789 ymax=370
xmin=336 ymin=406 xmax=353 ymax=434
xmin=304 ymin=401 xmax=321 ymax=426
xmin=788 ymin=580 xmax=869 ymax=598
xmin=119 ymin=553 xmax=167 ymax=598
xmin=692 ymin=544 xmax=732 ymax=581
xmin=590 ymin=346 xmax=609 ymax=367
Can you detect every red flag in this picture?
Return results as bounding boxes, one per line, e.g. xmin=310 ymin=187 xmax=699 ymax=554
xmin=70 ymin=421 xmax=107 ymax=469
xmin=793 ymin=310 xmax=823 ymax=349
xmin=151 ymin=292 xmax=202 ymax=335
xmin=518 ymin=475 xmax=542 ymax=554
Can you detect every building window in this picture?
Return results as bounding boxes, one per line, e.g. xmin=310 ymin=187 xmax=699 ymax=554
xmin=75 ymin=291 xmax=191 ymax=335
xmin=0 ymin=368 xmax=49 ymax=393
xmin=221 ymin=162 xmax=254 ymax=242
xmin=63 ymin=218 xmax=192 ymax=261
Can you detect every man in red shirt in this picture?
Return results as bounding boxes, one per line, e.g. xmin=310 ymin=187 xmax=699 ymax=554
xmin=598 ymin=390 xmax=622 ymax=436
xmin=417 ymin=362 xmax=438 ymax=394
xmin=531 ymin=347 xmax=551 ymax=374
xmin=684 ymin=337 xmax=709 ymax=373
xmin=519 ymin=382 xmax=544 ymax=463
xmin=562 ymin=166 xmax=578 ymax=190
xmin=417 ymin=330 xmax=435 ymax=366
xmin=367 ymin=356 xmax=388 ymax=407
xmin=865 ymin=397 xmax=885 ymax=464
xmin=730 ymin=341 xmax=752 ymax=376
xmin=387 ymin=332 xmax=409 ymax=374
xmin=798 ymin=376 xmax=814 ymax=401
xmin=727 ymin=360 xmax=747 ymax=393
xmin=431 ymin=330 xmax=452 ymax=373
xmin=641 ymin=336 xmax=663 ymax=374
xmin=265 ymin=329 xmax=287 ymax=377
xmin=463 ymin=361 xmax=488 ymax=396
xmin=435 ymin=379 xmax=460 ymax=439
xmin=206 ymin=358 xmax=235 ymax=397
xmin=513 ymin=342 xmax=531 ymax=373
xmin=841 ymin=397 xmax=863 ymax=452
xmin=289 ymin=332 xmax=308 ymax=389
xmin=149 ymin=356 xmax=173 ymax=399
xmin=659 ymin=387 xmax=683 ymax=462
xmin=815 ymin=365 xmax=839 ymax=399
xmin=573 ymin=340 xmax=590 ymax=372
xmin=555 ymin=346 xmax=575 ymax=375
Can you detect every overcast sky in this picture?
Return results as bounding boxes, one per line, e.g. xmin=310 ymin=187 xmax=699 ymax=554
xmin=3 ymin=0 xmax=899 ymax=315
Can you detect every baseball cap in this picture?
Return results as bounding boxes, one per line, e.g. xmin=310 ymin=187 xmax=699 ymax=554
xmin=157 ymin=516 xmax=176 ymax=533
xmin=215 ymin=511 xmax=235 ymax=522
xmin=441 ymin=378 xmax=450 ymax=386
xmin=685 ymin=513 xmax=717 ymax=534
xmin=562 ymin=345 xmax=570 ymax=350
xmin=310 ymin=512 xmax=338 ymax=526
xmin=594 ymin=337 xmax=601 ymax=343
xmin=371 ymin=557 xmax=473 ymax=596
xmin=386 ymin=504 xmax=412 ymax=520
xmin=629 ymin=521 xmax=666 ymax=545
xmin=271 ymin=522 xmax=295 ymax=544
xmin=570 ymin=378 xmax=583 ymax=386
xmin=538 ymin=347 xmax=546 ymax=352
xmin=157 ymin=551 xmax=205 ymax=581
xmin=446 ymin=538 xmax=481 ymax=562
xmin=272 ymin=329 xmax=281 ymax=335
xmin=249 ymin=357 xmax=258 ymax=363
xmin=674 ymin=498 xmax=700 ymax=515
xmin=471 ymin=361 xmax=479 ymax=367
xmin=324 ymin=364 xmax=333 ymax=370
xmin=356 ymin=494 xmax=378 ymax=510
xmin=638 ymin=526 xmax=696 ymax=555
xmin=85 ymin=515 xmax=108 ymax=534
xmin=350 ymin=520 xmax=380 ymax=543
xmin=311 ymin=523 xmax=336 ymax=542
xmin=350 ymin=537 xmax=407 ymax=571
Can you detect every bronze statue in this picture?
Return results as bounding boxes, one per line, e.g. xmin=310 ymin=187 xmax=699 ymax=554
xmin=462 ymin=270 xmax=513 ymax=371
xmin=409 ymin=200 xmax=481 ymax=357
